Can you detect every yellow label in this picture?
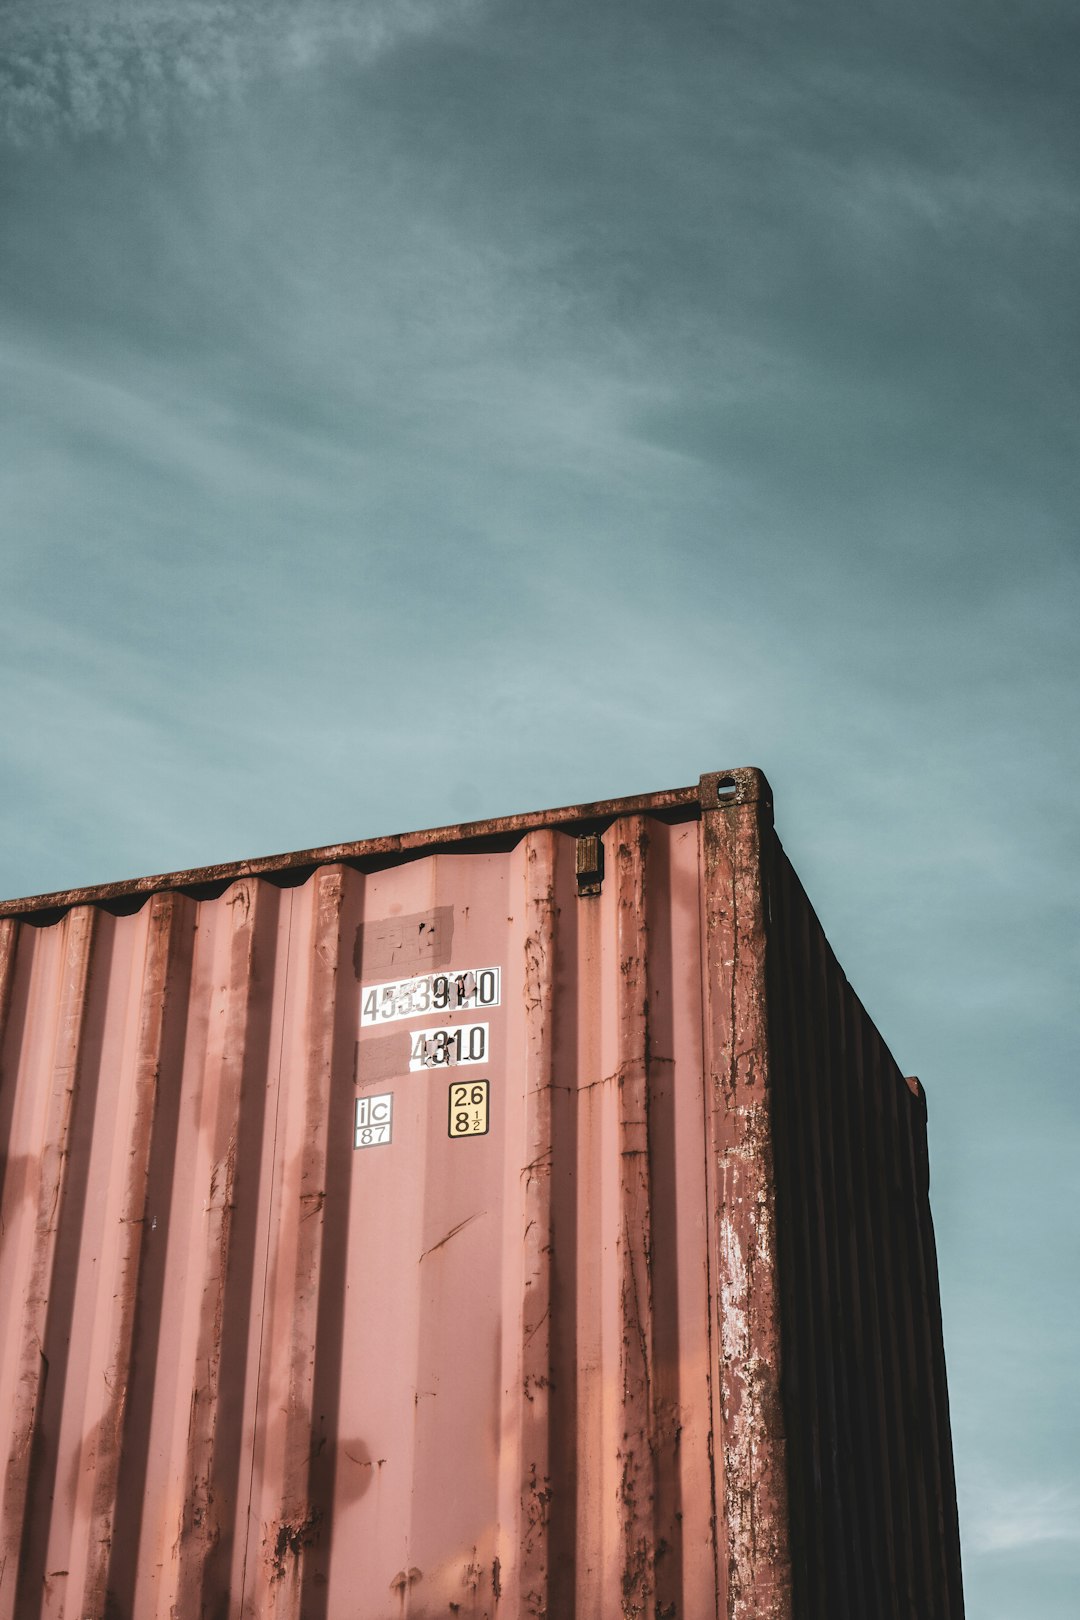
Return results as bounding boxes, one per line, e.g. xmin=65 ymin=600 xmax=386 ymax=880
xmin=448 ymin=1078 xmax=490 ymax=1138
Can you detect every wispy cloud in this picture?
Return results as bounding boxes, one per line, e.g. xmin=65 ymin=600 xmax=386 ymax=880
xmin=966 ymin=1478 xmax=1080 ymax=1555
xmin=0 ymin=0 xmax=480 ymax=146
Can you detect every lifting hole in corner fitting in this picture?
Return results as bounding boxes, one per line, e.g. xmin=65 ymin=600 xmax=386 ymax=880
xmin=715 ymin=777 xmax=737 ymax=799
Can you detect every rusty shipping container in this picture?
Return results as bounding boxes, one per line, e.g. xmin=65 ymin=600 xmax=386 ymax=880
xmin=0 ymin=769 xmax=963 ymax=1620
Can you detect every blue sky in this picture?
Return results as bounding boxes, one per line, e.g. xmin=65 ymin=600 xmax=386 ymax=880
xmin=2 ymin=3 xmax=1078 ymax=1612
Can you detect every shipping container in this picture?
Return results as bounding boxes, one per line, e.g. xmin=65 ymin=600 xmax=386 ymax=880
xmin=0 ymin=769 xmax=963 ymax=1619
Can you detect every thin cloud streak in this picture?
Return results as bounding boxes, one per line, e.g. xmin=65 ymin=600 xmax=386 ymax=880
xmin=966 ymin=1479 xmax=1080 ymax=1554
xmin=0 ymin=0 xmax=482 ymax=146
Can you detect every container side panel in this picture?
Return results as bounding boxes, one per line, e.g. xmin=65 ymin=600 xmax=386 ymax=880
xmin=238 ymin=871 xmax=341 ymax=1618
xmin=80 ymin=896 xmax=191 ymax=1620
xmin=330 ymin=860 xmax=434 ymax=1616
xmin=31 ymin=907 xmax=147 ymax=1620
xmin=195 ymin=882 xmax=283 ymax=1614
xmin=329 ymin=848 xmax=520 ymax=1618
xmin=0 ymin=807 xmax=752 ymax=1619
xmin=656 ymin=820 xmax=717 ymax=1618
xmin=568 ymin=815 xmax=718 ymax=1620
xmin=296 ymin=867 xmax=379 ymax=1620
xmin=0 ymin=908 xmax=100 ymax=1620
xmin=104 ymin=892 xmax=199 ymax=1619
xmin=765 ymin=838 xmax=965 ymax=1620
xmin=135 ymin=879 xmax=284 ymax=1619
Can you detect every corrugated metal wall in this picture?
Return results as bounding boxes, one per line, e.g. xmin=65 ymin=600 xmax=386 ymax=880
xmin=765 ymin=838 xmax=965 ymax=1620
xmin=0 ymin=777 xmax=964 ymax=1619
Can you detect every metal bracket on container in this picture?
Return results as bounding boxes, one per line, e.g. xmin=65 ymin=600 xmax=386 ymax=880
xmin=575 ymin=833 xmax=604 ymax=897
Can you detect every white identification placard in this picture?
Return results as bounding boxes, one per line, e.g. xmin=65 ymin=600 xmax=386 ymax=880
xmin=354 ymin=1093 xmax=393 ymax=1148
xmin=408 ymin=1022 xmax=490 ymax=1072
xmin=360 ymin=967 xmax=501 ymax=1027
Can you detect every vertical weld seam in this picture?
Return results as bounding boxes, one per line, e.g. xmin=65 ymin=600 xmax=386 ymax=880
xmin=774 ymin=852 xmax=813 ymax=1618
xmin=697 ymin=818 xmax=723 ymax=1620
xmin=731 ymin=811 xmax=792 ymax=1620
xmin=807 ymin=909 xmax=846 ymax=1617
xmin=83 ymin=898 xmax=175 ymax=1615
xmin=910 ymin=1093 xmax=964 ymax=1615
xmin=899 ymin=1097 xmax=941 ymax=1598
xmin=287 ymin=874 xmax=341 ymax=1525
xmin=724 ymin=817 xmax=742 ymax=1613
xmin=301 ymin=871 xmax=357 ymax=1620
xmin=619 ymin=822 xmax=655 ymax=1615
xmin=892 ymin=1069 xmax=939 ymax=1612
xmin=238 ymin=887 xmax=295 ymax=1615
xmin=546 ymin=832 xmax=579 ymax=1620
xmin=520 ymin=831 xmax=556 ymax=1611
xmin=12 ymin=906 xmax=102 ymax=1614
